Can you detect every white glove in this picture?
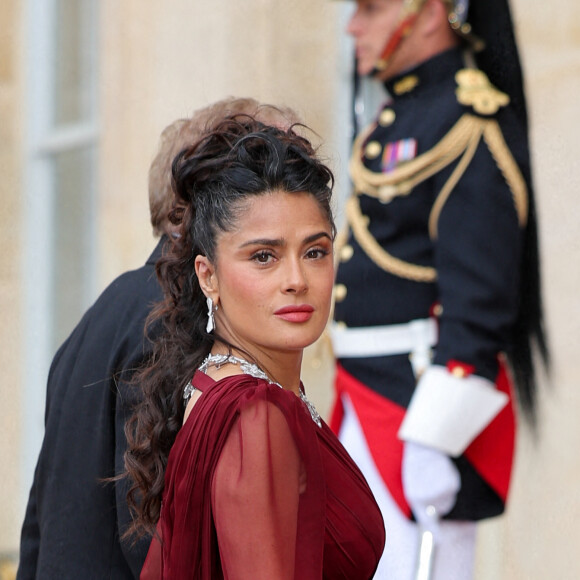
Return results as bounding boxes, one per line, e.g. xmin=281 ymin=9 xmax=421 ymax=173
xmin=402 ymin=441 xmax=461 ymax=535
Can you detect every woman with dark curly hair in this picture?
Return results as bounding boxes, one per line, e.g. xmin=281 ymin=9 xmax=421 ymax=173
xmin=124 ymin=116 xmax=385 ymax=579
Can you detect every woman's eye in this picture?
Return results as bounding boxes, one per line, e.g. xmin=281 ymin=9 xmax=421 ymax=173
xmin=306 ymin=247 xmax=330 ymax=260
xmin=252 ymin=251 xmax=274 ymax=264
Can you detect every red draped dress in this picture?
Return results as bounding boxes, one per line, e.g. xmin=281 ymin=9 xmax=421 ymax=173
xmin=140 ymin=371 xmax=385 ymax=579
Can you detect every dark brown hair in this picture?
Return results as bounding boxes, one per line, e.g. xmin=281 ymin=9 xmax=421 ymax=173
xmin=124 ymin=116 xmax=335 ymax=538
xmin=148 ymin=97 xmax=299 ymax=237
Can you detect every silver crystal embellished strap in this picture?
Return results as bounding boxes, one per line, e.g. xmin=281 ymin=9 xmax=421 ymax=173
xmin=190 ymin=353 xmax=321 ymax=427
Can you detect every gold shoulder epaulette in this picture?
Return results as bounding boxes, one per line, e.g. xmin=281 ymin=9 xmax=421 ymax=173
xmin=455 ymin=69 xmax=510 ymax=116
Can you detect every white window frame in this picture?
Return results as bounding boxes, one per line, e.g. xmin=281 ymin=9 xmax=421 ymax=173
xmin=21 ymin=0 xmax=99 ymax=506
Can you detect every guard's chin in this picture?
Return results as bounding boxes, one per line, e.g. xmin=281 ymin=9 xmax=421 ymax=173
xmin=356 ymin=64 xmax=370 ymax=76
xmin=371 ymin=62 xmax=394 ymax=82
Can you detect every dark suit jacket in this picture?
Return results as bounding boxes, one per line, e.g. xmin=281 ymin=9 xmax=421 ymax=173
xmin=17 ymin=239 xmax=165 ymax=579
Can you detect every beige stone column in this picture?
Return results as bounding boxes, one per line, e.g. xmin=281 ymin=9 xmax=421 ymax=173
xmin=0 ymin=0 xmax=24 ymax=572
xmin=475 ymin=2 xmax=580 ymax=578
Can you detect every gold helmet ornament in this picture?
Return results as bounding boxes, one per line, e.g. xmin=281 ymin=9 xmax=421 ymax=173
xmin=445 ymin=0 xmax=485 ymax=51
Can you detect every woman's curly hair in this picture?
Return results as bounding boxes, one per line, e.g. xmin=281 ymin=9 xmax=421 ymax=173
xmin=123 ymin=115 xmax=335 ymax=538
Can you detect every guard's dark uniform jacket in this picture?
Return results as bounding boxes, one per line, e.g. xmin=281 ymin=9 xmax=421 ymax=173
xmin=17 ymin=241 xmax=165 ymax=579
xmin=330 ymin=48 xmax=529 ymax=521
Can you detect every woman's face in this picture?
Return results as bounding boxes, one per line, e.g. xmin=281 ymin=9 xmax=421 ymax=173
xmin=198 ymin=190 xmax=334 ymax=360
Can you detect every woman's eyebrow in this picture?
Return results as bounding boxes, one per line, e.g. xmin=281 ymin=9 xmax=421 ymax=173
xmin=239 ymin=231 xmax=331 ymax=249
xmin=303 ymin=232 xmax=332 ymax=244
xmin=239 ymin=238 xmax=284 ymax=248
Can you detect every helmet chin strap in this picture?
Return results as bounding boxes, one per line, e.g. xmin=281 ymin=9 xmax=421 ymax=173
xmin=371 ymin=0 xmax=426 ymax=78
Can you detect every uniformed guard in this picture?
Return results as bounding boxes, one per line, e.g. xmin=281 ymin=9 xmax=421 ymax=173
xmin=329 ymin=1 xmax=549 ymax=578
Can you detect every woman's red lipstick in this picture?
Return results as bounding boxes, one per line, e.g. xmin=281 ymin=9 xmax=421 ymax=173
xmin=274 ymin=304 xmax=314 ymax=323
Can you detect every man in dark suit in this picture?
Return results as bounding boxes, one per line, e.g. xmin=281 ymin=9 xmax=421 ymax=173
xmin=16 ymin=97 xmax=296 ymax=579
xmin=330 ymin=1 xmax=548 ymax=578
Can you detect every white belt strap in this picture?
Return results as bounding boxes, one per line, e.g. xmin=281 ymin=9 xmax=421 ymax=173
xmin=330 ymin=318 xmax=438 ymax=376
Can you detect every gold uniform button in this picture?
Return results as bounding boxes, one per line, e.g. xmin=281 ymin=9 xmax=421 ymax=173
xmin=335 ymin=321 xmax=347 ymax=330
xmin=451 ymin=366 xmax=466 ymax=378
xmin=334 ymin=284 xmax=348 ymax=302
xmin=340 ymin=244 xmax=354 ymax=262
xmin=379 ymin=108 xmax=396 ymax=126
xmin=364 ymin=140 xmax=382 ymax=159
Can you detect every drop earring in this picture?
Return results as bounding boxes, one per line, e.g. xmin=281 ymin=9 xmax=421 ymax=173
xmin=206 ymin=297 xmax=216 ymax=333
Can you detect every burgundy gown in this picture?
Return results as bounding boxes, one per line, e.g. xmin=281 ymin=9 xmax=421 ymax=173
xmin=141 ymin=371 xmax=385 ymax=579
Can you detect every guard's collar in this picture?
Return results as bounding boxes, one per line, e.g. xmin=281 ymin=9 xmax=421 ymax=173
xmin=383 ymin=48 xmax=465 ymax=98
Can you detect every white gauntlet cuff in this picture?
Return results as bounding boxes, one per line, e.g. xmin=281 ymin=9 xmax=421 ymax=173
xmin=398 ymin=365 xmax=508 ymax=456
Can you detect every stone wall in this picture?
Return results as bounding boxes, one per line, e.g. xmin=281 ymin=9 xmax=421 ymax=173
xmin=98 ymin=0 xmax=347 ymax=286
xmin=475 ymin=1 xmax=580 ymax=578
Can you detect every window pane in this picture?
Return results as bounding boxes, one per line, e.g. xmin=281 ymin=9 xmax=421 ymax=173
xmin=51 ymin=145 xmax=96 ymax=350
xmin=53 ymin=0 xmax=96 ymax=125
